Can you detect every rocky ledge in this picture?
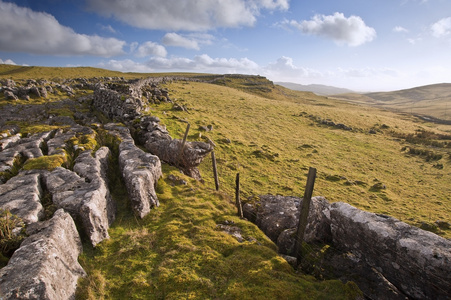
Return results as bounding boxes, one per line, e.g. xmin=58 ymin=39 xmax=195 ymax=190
xmin=0 ymin=76 xmax=213 ymax=299
xmin=244 ymin=195 xmax=451 ymax=300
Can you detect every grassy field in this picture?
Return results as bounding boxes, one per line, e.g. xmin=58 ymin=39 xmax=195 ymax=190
xmin=151 ymin=80 xmax=451 ymax=237
xmin=331 ymin=83 xmax=451 ymax=121
xmin=1 ymin=65 xmax=450 ymax=298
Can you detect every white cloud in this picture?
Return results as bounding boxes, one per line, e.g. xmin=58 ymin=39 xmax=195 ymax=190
xmin=162 ymin=33 xmax=201 ymax=50
xmin=134 ymin=42 xmax=167 ymax=58
xmin=99 ymin=54 xmax=259 ymax=74
xmin=147 ymin=54 xmax=259 ymax=72
xmin=97 ymin=59 xmax=154 ymax=72
xmin=99 ymin=24 xmax=116 ymax=34
xmin=393 ymin=26 xmax=409 ymax=33
xmin=285 ymin=12 xmax=376 ymax=46
xmin=162 ymin=33 xmax=216 ymax=50
xmin=431 ymin=17 xmax=451 ymax=38
xmin=264 ymin=56 xmax=323 ymax=78
xmin=0 ymin=1 xmax=126 ymax=56
xmin=86 ymin=0 xmax=289 ymax=31
xmin=0 ymin=58 xmax=16 ymax=65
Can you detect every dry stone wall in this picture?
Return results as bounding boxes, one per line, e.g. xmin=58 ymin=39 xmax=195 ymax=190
xmin=244 ymin=195 xmax=451 ymax=300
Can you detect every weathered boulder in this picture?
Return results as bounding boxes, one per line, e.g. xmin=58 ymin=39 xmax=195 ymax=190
xmin=0 ymin=171 xmax=45 ymax=224
xmin=3 ymin=90 xmax=17 ymax=100
xmin=105 ymin=124 xmax=162 ymax=218
xmin=137 ymin=116 xmax=213 ymax=180
xmin=0 ymin=131 xmax=53 ymax=173
xmin=0 ymin=209 xmax=86 ymax=300
xmin=0 ymin=133 xmax=21 ymax=151
xmin=243 ymin=195 xmax=332 ymax=254
xmin=330 ymin=202 xmax=451 ymax=300
xmin=43 ymin=147 xmax=115 ymax=246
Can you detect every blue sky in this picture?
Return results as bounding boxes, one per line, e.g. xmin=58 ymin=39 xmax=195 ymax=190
xmin=1 ymin=0 xmax=451 ymax=91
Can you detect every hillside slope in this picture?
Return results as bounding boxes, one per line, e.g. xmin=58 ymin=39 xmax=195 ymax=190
xmin=276 ymin=81 xmax=354 ymax=96
xmin=332 ymin=83 xmax=451 ymax=121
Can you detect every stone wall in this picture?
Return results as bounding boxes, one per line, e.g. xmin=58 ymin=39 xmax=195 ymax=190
xmin=243 ymin=195 xmax=451 ymax=300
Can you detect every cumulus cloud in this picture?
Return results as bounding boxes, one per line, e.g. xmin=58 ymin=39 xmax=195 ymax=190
xmin=431 ymin=17 xmax=451 ymax=38
xmin=163 ymin=33 xmax=201 ymax=50
xmin=284 ymin=12 xmax=376 ymax=46
xmin=99 ymin=54 xmax=259 ymax=74
xmin=264 ymin=56 xmax=323 ymax=78
xmin=86 ymin=0 xmax=289 ymax=31
xmin=162 ymin=33 xmax=216 ymax=50
xmin=0 ymin=58 xmax=16 ymax=65
xmin=393 ymin=26 xmax=408 ymax=33
xmin=0 ymin=1 xmax=125 ymax=56
xmin=134 ymin=42 xmax=167 ymax=58
xmin=99 ymin=24 xmax=117 ymax=34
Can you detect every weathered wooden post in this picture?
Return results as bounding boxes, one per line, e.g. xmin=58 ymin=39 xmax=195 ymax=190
xmin=178 ymin=123 xmax=190 ymax=163
xmin=211 ymin=151 xmax=219 ymax=191
xmin=294 ymin=167 xmax=317 ymax=264
xmin=235 ymin=173 xmax=243 ymax=218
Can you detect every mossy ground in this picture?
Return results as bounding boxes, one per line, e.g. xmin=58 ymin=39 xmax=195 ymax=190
xmin=152 ymin=81 xmax=451 ymax=238
xmin=1 ymin=67 xmax=450 ymax=298
xmin=76 ymin=165 xmax=360 ymax=299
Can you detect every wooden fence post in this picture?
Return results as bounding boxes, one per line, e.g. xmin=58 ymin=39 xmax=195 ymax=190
xmin=294 ymin=167 xmax=317 ymax=264
xmin=211 ymin=151 xmax=219 ymax=191
xmin=178 ymin=123 xmax=190 ymax=162
xmin=235 ymin=173 xmax=243 ymax=218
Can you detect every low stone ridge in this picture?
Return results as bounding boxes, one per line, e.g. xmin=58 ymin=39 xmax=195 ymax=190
xmin=0 ymin=170 xmax=45 ymax=224
xmin=243 ymin=195 xmax=331 ymax=251
xmin=0 ymin=209 xmax=86 ymax=300
xmin=244 ymin=195 xmax=451 ymax=300
xmin=43 ymin=147 xmax=115 ymax=246
xmin=330 ymin=202 xmax=451 ymax=300
xmin=0 ymin=131 xmax=53 ymax=174
xmin=136 ymin=116 xmax=213 ymax=180
xmin=105 ymin=123 xmax=162 ymax=218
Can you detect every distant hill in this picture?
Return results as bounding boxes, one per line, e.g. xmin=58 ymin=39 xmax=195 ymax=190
xmin=275 ymin=82 xmax=354 ymax=96
xmin=331 ymin=83 xmax=451 ymax=121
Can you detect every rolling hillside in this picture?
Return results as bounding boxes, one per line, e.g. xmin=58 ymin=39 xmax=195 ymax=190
xmin=276 ymin=81 xmax=354 ymax=96
xmin=1 ymin=65 xmax=450 ymax=299
xmin=332 ymin=83 xmax=451 ymax=121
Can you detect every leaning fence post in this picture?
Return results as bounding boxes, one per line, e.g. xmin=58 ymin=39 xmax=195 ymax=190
xmin=178 ymin=123 xmax=190 ymax=162
xmin=294 ymin=167 xmax=317 ymax=264
xmin=235 ymin=173 xmax=243 ymax=218
xmin=211 ymin=151 xmax=219 ymax=191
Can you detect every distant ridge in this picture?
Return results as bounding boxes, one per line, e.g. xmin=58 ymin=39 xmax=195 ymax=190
xmin=275 ymin=81 xmax=354 ymax=96
xmin=331 ymin=83 xmax=451 ymax=121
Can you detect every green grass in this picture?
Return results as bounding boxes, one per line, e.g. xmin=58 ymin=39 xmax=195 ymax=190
xmin=152 ymin=81 xmax=451 ymax=238
xmin=76 ymin=165 xmax=360 ymax=299
xmin=1 ymin=66 xmax=449 ymax=297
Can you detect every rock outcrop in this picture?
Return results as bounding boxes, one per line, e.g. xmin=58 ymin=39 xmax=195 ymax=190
xmin=43 ymin=147 xmax=115 ymax=246
xmin=0 ymin=170 xmax=45 ymax=224
xmin=330 ymin=202 xmax=451 ymax=300
xmin=0 ymin=209 xmax=86 ymax=300
xmin=243 ymin=195 xmax=331 ymax=253
xmin=136 ymin=116 xmax=213 ymax=180
xmin=244 ymin=195 xmax=451 ymax=300
xmin=105 ymin=123 xmax=162 ymax=218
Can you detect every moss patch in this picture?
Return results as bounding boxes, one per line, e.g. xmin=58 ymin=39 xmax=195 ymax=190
xmin=22 ymin=154 xmax=66 ymax=171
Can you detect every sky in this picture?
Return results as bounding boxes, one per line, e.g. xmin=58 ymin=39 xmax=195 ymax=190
xmin=1 ymin=0 xmax=451 ymax=92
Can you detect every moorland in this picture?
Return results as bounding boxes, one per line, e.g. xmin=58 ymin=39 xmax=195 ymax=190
xmin=0 ymin=64 xmax=450 ymax=299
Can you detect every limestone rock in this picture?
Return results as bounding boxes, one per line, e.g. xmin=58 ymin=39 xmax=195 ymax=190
xmin=0 ymin=133 xmax=21 ymax=151
xmin=0 ymin=171 xmax=45 ymax=224
xmin=137 ymin=116 xmax=213 ymax=180
xmin=330 ymin=202 xmax=451 ymax=300
xmin=243 ymin=195 xmax=332 ymax=255
xmin=0 ymin=209 xmax=86 ymax=300
xmin=42 ymin=148 xmax=115 ymax=246
xmin=105 ymin=124 xmax=162 ymax=218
